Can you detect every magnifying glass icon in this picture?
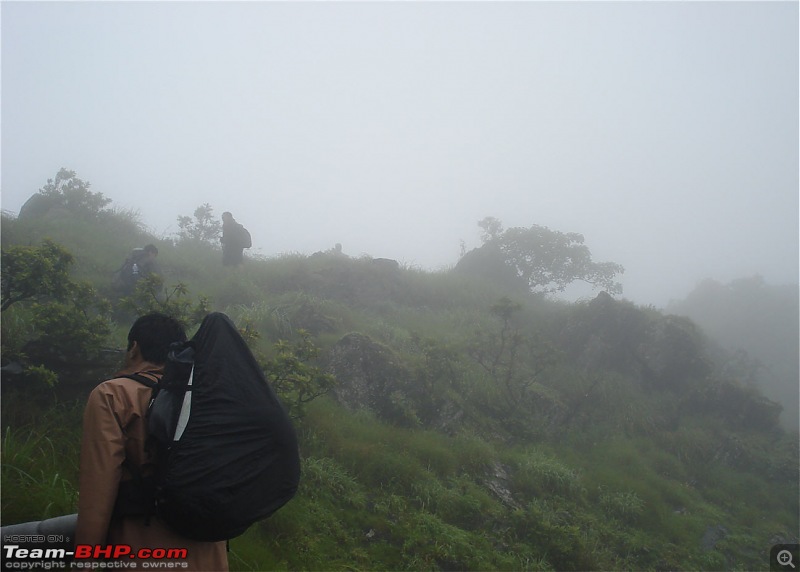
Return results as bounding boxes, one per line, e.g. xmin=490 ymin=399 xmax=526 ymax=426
xmin=778 ymin=550 xmax=796 ymax=569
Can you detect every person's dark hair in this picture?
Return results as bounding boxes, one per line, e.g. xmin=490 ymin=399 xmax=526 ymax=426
xmin=143 ymin=244 xmax=159 ymax=255
xmin=127 ymin=313 xmax=186 ymax=364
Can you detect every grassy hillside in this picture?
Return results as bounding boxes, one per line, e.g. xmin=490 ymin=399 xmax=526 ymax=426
xmin=1 ymin=202 xmax=797 ymax=571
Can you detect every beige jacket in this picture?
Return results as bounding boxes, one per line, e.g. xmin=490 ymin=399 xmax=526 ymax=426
xmin=76 ymin=364 xmax=228 ymax=571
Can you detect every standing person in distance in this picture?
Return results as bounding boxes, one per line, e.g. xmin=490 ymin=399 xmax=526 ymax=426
xmin=220 ymin=212 xmax=251 ymax=267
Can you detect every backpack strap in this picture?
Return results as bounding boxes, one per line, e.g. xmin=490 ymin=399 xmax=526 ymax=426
xmin=120 ymin=372 xmax=159 ymax=388
xmin=118 ymin=371 xmax=161 ymax=416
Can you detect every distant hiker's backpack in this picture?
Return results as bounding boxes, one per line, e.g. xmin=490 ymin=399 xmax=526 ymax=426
xmin=118 ymin=312 xmax=300 ymax=541
xmin=113 ymin=248 xmax=144 ymax=290
xmin=241 ymin=226 xmax=252 ymax=249
xmin=235 ymin=224 xmax=252 ymax=249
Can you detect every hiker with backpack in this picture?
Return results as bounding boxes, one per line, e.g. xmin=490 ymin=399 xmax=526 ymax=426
xmin=114 ymin=244 xmax=159 ymax=294
xmin=220 ymin=211 xmax=251 ymax=266
xmin=76 ymin=311 xmax=299 ymax=570
xmin=75 ymin=313 xmax=228 ymax=571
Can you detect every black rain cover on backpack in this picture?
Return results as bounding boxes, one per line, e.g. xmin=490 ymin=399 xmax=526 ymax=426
xmin=148 ymin=312 xmax=300 ymax=542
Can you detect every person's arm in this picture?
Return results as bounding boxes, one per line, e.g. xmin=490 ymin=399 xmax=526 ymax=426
xmin=75 ymin=384 xmax=127 ymax=546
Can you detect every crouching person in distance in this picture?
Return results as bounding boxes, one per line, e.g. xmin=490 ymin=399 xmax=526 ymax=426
xmin=75 ymin=313 xmax=228 ymax=571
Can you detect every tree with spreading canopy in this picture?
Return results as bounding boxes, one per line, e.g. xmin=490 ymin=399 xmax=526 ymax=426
xmin=458 ymin=217 xmax=624 ymax=296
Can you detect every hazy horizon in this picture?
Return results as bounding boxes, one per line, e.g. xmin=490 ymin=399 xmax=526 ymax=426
xmin=3 ymin=1 xmax=798 ymax=308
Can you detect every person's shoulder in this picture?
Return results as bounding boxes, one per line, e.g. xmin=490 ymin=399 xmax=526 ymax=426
xmin=90 ymin=376 xmax=136 ymax=395
xmin=93 ymin=372 xmax=159 ymax=393
xmin=83 ymin=377 xmax=132 ymax=410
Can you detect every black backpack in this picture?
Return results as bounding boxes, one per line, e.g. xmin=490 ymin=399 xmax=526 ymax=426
xmin=117 ymin=312 xmax=300 ymax=541
xmin=241 ymin=227 xmax=252 ymax=249
xmin=235 ymin=223 xmax=252 ymax=249
xmin=113 ymin=248 xmax=144 ymax=289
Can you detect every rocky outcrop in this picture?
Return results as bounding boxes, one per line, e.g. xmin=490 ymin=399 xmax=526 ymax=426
xmin=326 ymin=333 xmax=412 ymax=422
xmin=481 ymin=461 xmax=521 ymax=510
xmin=453 ymin=244 xmax=529 ymax=295
xmin=370 ymin=258 xmax=400 ymax=272
xmin=17 ymin=193 xmax=63 ymax=219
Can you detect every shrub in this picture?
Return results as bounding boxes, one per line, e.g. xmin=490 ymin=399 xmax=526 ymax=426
xmin=598 ymin=487 xmax=646 ymax=523
xmin=512 ymin=448 xmax=582 ymax=497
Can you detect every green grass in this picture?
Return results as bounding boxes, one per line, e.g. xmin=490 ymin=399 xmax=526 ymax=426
xmin=0 ymin=403 xmax=82 ymax=524
xmin=2 ymin=208 xmax=797 ymax=571
xmin=2 ymin=392 xmax=796 ymax=571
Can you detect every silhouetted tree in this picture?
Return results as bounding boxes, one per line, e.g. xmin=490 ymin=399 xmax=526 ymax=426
xmin=473 ymin=217 xmax=624 ymax=295
xmin=469 ymin=297 xmax=557 ymax=410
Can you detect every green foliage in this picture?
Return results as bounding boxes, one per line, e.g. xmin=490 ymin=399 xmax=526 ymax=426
xmin=0 ymin=403 xmax=82 ymax=524
xmin=34 ymin=168 xmax=112 ymax=217
xmin=300 ymin=457 xmax=369 ymax=517
xmin=0 ymin=178 xmax=796 ymax=572
xmin=28 ymin=287 xmax=112 ymax=363
xmin=261 ymin=331 xmax=336 ymax=419
xmin=1 ymin=239 xmax=74 ymax=311
xmin=643 ymin=314 xmax=712 ymax=389
xmin=176 ymin=203 xmax=222 ymax=246
xmin=598 ymin=486 xmax=646 ymax=523
xmin=230 ymin=300 xmax=297 ymax=341
xmin=2 ymin=207 xmax=155 ymax=302
xmin=119 ymin=274 xmax=211 ymax=330
xmin=508 ymin=498 xmax=598 ymax=571
xmin=468 ymin=297 xmax=558 ymax=416
xmin=21 ymin=365 xmax=60 ymax=389
xmin=685 ymin=376 xmax=783 ymax=431
xmin=512 ymin=448 xmax=582 ymax=497
xmin=475 ymin=217 xmax=624 ymax=295
xmin=1 ymin=240 xmax=114 ymax=385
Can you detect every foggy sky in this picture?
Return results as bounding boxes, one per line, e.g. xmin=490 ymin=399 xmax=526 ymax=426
xmin=2 ymin=1 xmax=798 ymax=308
